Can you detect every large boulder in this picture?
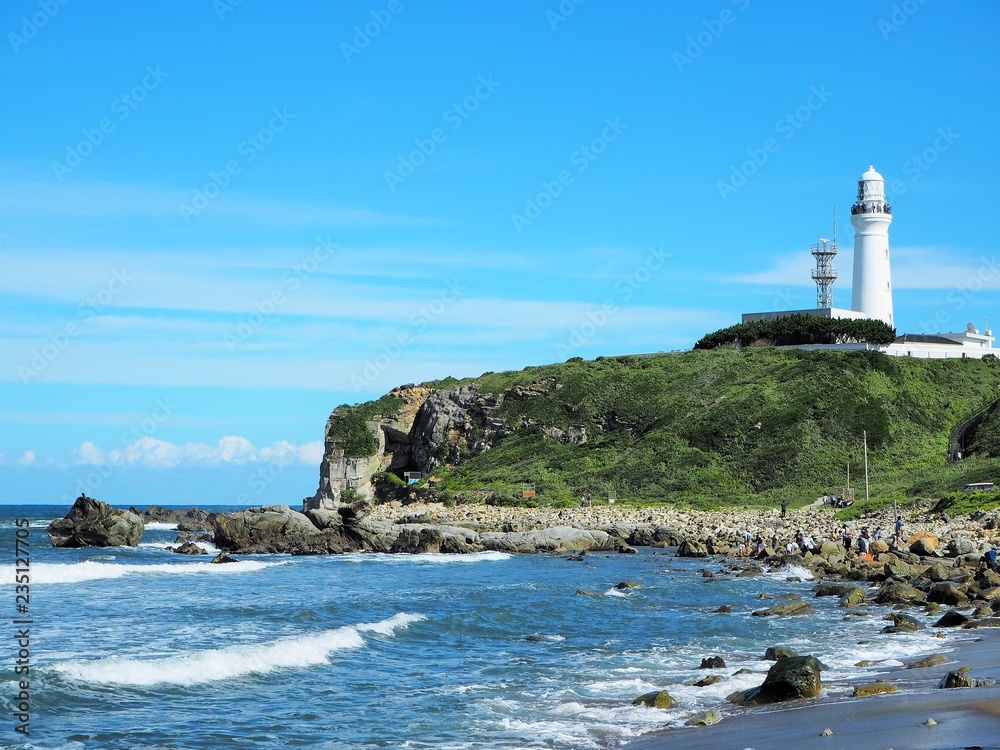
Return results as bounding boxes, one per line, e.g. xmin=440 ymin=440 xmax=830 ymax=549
xmin=677 ymin=539 xmax=708 ymax=557
xmin=927 ymin=581 xmax=969 ymax=606
xmin=213 ymin=504 xmax=352 ymax=554
xmin=390 ymin=524 xmax=482 ymax=554
xmin=874 ymin=580 xmax=927 ymax=605
xmin=47 ymin=495 xmax=144 ymax=547
xmin=729 ymin=656 xmax=822 ymax=706
xmin=909 ymin=534 xmax=938 ymax=556
xmin=947 ymin=537 xmax=977 ymax=557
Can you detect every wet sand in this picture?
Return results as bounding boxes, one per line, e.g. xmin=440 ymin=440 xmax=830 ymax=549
xmin=627 ymin=632 xmax=1000 ymax=750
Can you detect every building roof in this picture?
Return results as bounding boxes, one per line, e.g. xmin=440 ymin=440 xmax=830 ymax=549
xmin=894 ymin=334 xmax=961 ymax=346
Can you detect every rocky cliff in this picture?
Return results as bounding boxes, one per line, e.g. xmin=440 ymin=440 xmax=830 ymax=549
xmin=306 ymin=382 xmax=516 ymax=509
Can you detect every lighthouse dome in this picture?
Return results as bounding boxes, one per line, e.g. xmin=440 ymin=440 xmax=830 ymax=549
xmin=859 ymin=165 xmax=884 ymax=182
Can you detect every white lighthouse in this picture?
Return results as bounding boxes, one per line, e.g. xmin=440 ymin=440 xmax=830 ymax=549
xmin=850 ymin=165 xmax=894 ymax=328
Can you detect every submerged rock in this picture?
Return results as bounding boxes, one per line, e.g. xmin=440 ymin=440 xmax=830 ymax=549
xmin=684 ymin=709 xmax=721 ymax=726
xmin=852 ymin=680 xmax=898 ymax=697
xmin=751 ymin=601 xmax=816 ymax=617
xmin=632 ymin=690 xmax=675 ymax=709
xmin=47 ymin=495 xmax=144 ymax=548
xmin=700 ymin=656 xmax=726 ymax=669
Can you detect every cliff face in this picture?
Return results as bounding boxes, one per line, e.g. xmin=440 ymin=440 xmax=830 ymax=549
xmin=306 ymin=383 xmax=512 ymax=508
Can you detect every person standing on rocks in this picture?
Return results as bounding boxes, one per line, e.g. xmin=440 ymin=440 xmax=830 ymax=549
xmin=781 ymin=500 xmax=788 ymax=518
xmin=895 ymin=516 xmax=904 ymax=546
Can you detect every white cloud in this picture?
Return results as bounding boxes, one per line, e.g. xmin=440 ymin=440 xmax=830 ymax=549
xmin=69 ymin=436 xmax=324 ymax=469
xmin=17 ymin=450 xmax=35 ymax=466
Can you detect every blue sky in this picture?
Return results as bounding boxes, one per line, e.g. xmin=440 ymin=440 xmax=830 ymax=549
xmin=2 ymin=0 xmax=999 ymax=506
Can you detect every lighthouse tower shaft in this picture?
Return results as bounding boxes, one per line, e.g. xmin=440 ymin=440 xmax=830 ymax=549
xmin=850 ymin=166 xmax=893 ymax=328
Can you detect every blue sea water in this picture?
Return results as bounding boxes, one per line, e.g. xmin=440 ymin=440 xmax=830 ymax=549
xmin=0 ymin=505 xmax=964 ymax=749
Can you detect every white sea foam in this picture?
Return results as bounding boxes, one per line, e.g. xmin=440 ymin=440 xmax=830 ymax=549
xmin=2 ymin=559 xmax=281 ymax=585
xmin=355 ymin=612 xmax=426 ymax=635
xmin=52 ymin=613 xmax=425 ymax=686
xmin=763 ymin=563 xmax=815 ymax=581
xmin=143 ymin=522 xmax=178 ymax=531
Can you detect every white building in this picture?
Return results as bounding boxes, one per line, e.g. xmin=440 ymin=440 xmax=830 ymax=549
xmin=741 ymin=166 xmax=995 ymax=359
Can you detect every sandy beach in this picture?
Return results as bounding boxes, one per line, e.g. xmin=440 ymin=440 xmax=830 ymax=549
xmin=627 ymin=633 xmax=1000 ymax=750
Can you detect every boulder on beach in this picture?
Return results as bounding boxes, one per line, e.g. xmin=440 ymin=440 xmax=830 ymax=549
xmin=677 ymin=539 xmax=708 ymax=557
xmin=934 ymin=610 xmax=970 ymax=628
xmin=728 ymin=655 xmax=822 ymax=706
xmin=632 ymin=690 xmax=675 ymax=709
xmin=927 ymin=581 xmax=970 ymax=606
xmin=814 ymin=583 xmax=855 ymax=598
xmin=905 ymin=654 xmax=950 ymax=669
xmin=909 ymin=533 xmax=938 ymax=555
xmin=839 ymin=588 xmax=866 ymax=607
xmin=874 ymin=580 xmax=927 ymax=605
xmin=684 ymin=709 xmax=721 ymax=726
xmin=47 ymin=495 xmax=144 ymax=548
xmin=940 ymin=669 xmax=996 ymax=689
xmin=853 ymin=680 xmax=898 ymax=697
xmin=883 ymin=613 xmax=924 ymax=633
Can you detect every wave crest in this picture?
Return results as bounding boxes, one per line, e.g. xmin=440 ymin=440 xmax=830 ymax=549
xmin=53 ymin=614 xmax=426 ymax=686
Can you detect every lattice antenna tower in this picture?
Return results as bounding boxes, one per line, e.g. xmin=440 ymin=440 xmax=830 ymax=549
xmin=810 ymin=208 xmax=839 ymax=309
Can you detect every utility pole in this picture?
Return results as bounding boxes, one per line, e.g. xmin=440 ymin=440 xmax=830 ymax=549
xmin=863 ymin=429 xmax=870 ymax=505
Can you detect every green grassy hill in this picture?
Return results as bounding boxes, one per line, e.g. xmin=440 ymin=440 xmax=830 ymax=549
xmin=334 ymin=348 xmax=1000 ymax=509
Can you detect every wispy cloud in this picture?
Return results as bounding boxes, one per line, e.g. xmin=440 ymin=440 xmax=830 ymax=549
xmin=0 ymin=179 xmax=430 ymax=227
xmin=66 ymin=436 xmax=323 ymax=469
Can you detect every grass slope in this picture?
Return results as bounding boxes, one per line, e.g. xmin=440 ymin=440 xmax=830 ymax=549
xmin=340 ymin=349 xmax=1000 ymax=509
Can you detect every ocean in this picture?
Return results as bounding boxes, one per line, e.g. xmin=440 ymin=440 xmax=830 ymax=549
xmin=1 ymin=505 xmax=965 ymax=749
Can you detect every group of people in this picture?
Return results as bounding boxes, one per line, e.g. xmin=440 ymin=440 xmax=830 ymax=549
xmin=733 ymin=517 xmax=911 ymax=559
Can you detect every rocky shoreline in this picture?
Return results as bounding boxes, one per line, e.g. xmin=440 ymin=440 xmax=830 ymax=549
xmin=46 ymin=494 xmax=1000 ymax=740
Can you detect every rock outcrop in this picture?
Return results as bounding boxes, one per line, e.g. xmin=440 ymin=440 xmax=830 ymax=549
xmin=212 ymin=505 xmax=353 ymax=555
xmin=48 ymin=495 xmax=144 ymax=547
